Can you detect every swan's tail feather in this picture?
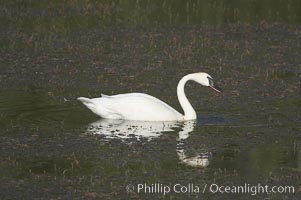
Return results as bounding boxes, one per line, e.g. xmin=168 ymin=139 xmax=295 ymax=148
xmin=77 ymin=97 xmax=94 ymax=105
xmin=101 ymin=93 xmax=109 ymax=97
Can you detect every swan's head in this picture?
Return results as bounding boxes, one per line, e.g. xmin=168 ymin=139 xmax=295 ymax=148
xmin=193 ymin=72 xmax=223 ymax=94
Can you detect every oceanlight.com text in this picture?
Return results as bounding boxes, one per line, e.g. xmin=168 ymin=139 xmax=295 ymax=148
xmin=126 ymin=183 xmax=295 ymax=196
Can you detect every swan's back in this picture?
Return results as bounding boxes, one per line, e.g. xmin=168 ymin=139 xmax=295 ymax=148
xmin=78 ymin=93 xmax=183 ymax=121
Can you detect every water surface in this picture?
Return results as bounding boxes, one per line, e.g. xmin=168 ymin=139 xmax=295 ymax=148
xmin=1 ymin=1 xmax=301 ymax=199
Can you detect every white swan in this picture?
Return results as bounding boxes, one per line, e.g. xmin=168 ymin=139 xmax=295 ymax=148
xmin=78 ymin=72 xmax=222 ymax=121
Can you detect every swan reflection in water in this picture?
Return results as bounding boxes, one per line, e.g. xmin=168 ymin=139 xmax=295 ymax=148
xmin=85 ymin=119 xmax=211 ymax=167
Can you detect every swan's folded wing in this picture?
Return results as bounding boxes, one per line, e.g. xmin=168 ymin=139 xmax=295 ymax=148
xmin=97 ymin=93 xmax=183 ymax=121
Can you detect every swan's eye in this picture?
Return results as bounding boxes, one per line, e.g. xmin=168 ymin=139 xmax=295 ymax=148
xmin=207 ymin=76 xmax=214 ymax=86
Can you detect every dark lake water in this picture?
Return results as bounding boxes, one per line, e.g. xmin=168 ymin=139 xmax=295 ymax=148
xmin=1 ymin=1 xmax=301 ymax=199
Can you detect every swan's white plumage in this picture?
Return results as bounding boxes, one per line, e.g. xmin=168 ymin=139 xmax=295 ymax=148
xmin=78 ymin=72 xmax=222 ymax=121
xmin=78 ymin=93 xmax=183 ymax=121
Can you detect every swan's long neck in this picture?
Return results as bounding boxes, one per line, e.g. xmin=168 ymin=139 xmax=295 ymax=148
xmin=177 ymin=74 xmax=197 ymax=120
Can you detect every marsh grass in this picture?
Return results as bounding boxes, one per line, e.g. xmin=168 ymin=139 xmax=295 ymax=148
xmin=1 ymin=0 xmax=301 ymax=52
xmin=1 ymin=1 xmax=301 ymax=199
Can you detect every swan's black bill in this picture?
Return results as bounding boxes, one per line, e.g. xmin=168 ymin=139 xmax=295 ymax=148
xmin=207 ymin=76 xmax=223 ymax=94
xmin=209 ymin=85 xmax=223 ymax=94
